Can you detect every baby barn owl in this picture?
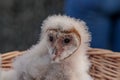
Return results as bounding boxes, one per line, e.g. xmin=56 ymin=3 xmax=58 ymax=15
xmin=1 ymin=15 xmax=93 ymax=80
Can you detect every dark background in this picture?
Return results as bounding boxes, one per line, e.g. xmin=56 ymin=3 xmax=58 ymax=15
xmin=0 ymin=0 xmax=64 ymax=53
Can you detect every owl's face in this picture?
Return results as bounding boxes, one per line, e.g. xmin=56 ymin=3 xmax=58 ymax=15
xmin=46 ymin=28 xmax=81 ymax=63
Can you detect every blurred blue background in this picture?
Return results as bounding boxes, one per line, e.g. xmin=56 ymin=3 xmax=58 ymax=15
xmin=64 ymin=0 xmax=120 ymax=52
xmin=0 ymin=0 xmax=120 ymax=53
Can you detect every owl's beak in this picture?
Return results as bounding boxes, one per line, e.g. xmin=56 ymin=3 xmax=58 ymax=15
xmin=52 ymin=47 xmax=62 ymax=61
xmin=52 ymin=48 xmax=58 ymax=61
xmin=51 ymin=38 xmax=63 ymax=61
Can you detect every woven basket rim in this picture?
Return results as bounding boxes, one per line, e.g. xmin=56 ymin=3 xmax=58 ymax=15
xmin=1 ymin=48 xmax=120 ymax=80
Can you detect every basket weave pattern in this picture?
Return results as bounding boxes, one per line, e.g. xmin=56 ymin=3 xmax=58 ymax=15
xmin=88 ymin=49 xmax=120 ymax=80
xmin=1 ymin=51 xmax=23 ymax=70
xmin=1 ymin=48 xmax=120 ymax=80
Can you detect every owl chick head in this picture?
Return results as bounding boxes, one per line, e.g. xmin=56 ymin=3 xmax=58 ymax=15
xmin=40 ymin=15 xmax=91 ymax=63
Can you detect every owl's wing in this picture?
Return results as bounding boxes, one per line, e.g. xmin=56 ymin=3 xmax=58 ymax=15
xmin=11 ymin=39 xmax=49 ymax=80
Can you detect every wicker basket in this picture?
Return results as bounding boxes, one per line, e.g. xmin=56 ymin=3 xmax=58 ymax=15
xmin=1 ymin=48 xmax=120 ymax=80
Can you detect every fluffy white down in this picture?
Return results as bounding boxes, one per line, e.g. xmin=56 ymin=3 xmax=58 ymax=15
xmin=1 ymin=15 xmax=93 ymax=80
xmin=41 ymin=15 xmax=92 ymax=80
xmin=1 ymin=70 xmax=17 ymax=80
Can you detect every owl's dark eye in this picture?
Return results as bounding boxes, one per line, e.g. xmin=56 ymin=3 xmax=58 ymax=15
xmin=64 ymin=38 xmax=71 ymax=44
xmin=49 ymin=36 xmax=54 ymax=42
